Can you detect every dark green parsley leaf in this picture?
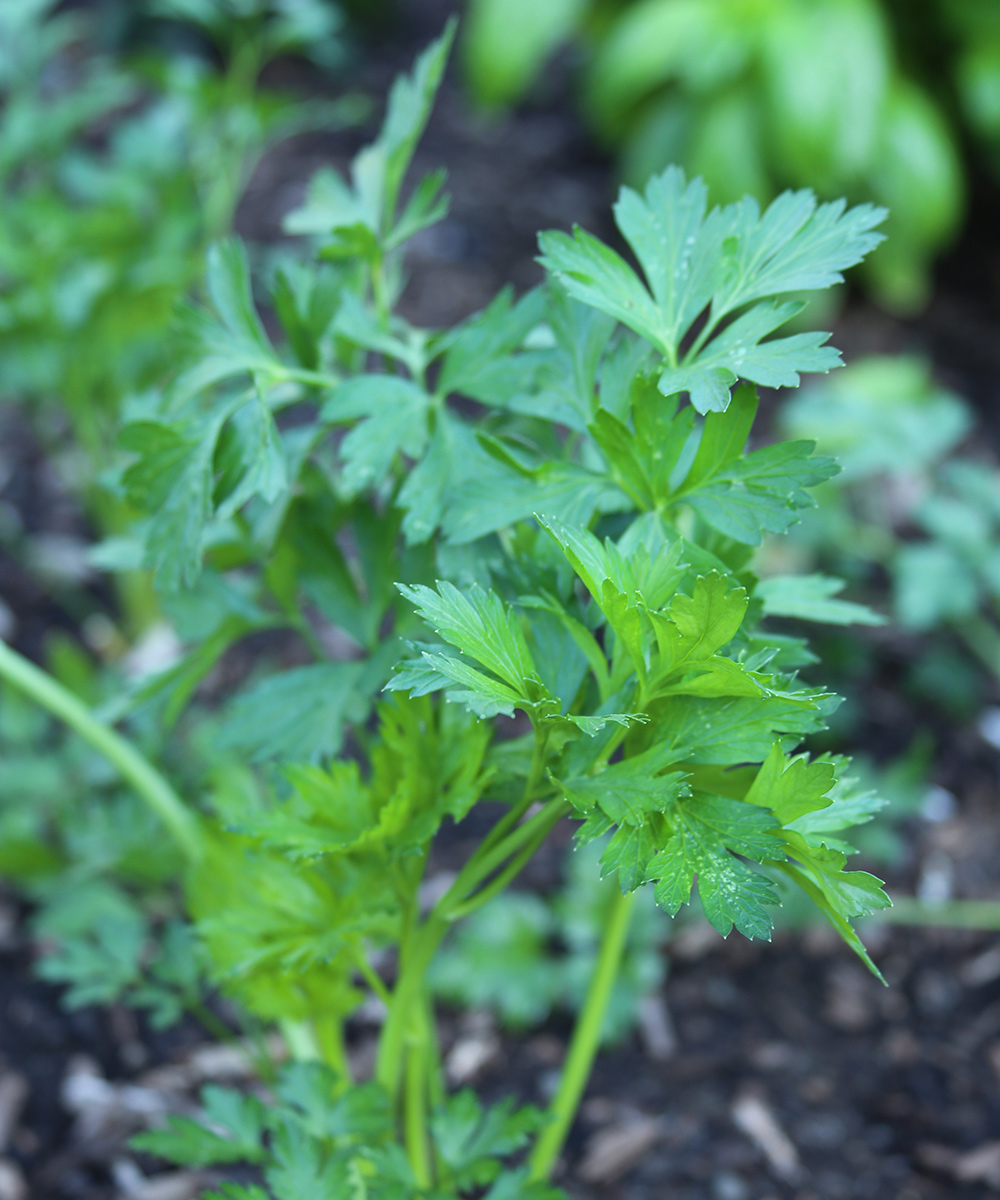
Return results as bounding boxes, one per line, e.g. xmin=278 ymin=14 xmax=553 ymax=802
xmin=432 ymin=1092 xmax=547 ymax=1192
xmin=443 ymin=454 xmax=629 ymax=545
xmin=131 ymin=1086 xmax=267 ymax=1167
xmin=36 ymin=913 xmax=146 ymax=1008
xmin=216 ymin=662 xmax=372 ymax=763
xmin=647 ymin=794 xmax=782 ymax=938
xmin=560 ymin=741 xmax=689 ymax=827
xmin=120 ymin=407 xmax=233 ymax=590
xmin=657 ymin=692 xmax=830 ymax=765
xmin=322 ymin=375 xmax=430 ymax=495
xmin=171 ymin=240 xmax=287 ymax=406
xmin=276 ymin=1062 xmax=392 ymax=1143
xmin=266 ymin=1120 xmax=360 ymax=1200
xmin=435 ymin=286 xmax=548 ymax=405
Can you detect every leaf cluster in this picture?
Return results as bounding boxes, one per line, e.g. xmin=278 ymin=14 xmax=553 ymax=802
xmin=132 ymin=1062 xmax=565 ymax=1200
xmin=781 ymin=355 xmax=1000 ymax=702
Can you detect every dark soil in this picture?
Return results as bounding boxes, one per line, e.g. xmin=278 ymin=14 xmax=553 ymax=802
xmin=3 ymin=2 xmax=1000 ymax=1198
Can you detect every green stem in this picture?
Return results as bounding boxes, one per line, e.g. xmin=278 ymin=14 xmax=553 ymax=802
xmin=280 ymin=1018 xmax=321 ymax=1061
xmin=371 ymin=254 xmax=391 ymax=328
xmin=376 ymin=797 xmax=569 ymax=1098
xmin=404 ymin=991 xmax=433 ymax=1189
xmin=954 ymin=614 xmax=1000 ymax=679
xmin=422 ymin=992 xmax=446 ymax=1108
xmin=447 ymin=807 xmax=564 ymax=922
xmin=0 ymin=640 xmax=202 ymax=861
xmin=438 ymin=797 xmax=568 ymax=922
xmin=357 ymin=953 xmax=392 ymax=1007
xmin=375 ymin=914 xmax=448 ymax=1097
xmin=273 ymin=365 xmax=342 ymax=391
xmin=315 ymin=1014 xmax=351 ymax=1083
xmin=478 ymin=729 xmax=550 ymax=857
xmin=189 ymin=1000 xmax=240 ymax=1051
xmin=867 ymin=896 xmax=1000 ymax=930
xmin=528 ymin=888 xmax=635 ymax=1182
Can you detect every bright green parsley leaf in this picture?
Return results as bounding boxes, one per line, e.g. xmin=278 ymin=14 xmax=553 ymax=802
xmin=397 ymin=582 xmax=537 ymax=691
xmin=390 ymin=651 xmax=527 ymax=719
xmin=539 ymin=167 xmax=885 ymax=412
xmin=648 ymin=572 xmax=748 ymax=681
xmin=646 ymin=793 xmax=782 ymax=938
xmin=786 ymin=762 xmax=887 ymax=849
xmin=743 ymin=748 xmax=890 ymax=978
xmin=671 ymin=387 xmax=839 ymax=544
xmin=560 ymin=740 xmax=689 ymax=828
xmin=229 ymin=761 xmax=377 ymax=860
xmin=744 ymin=744 xmax=837 ymax=824
xmin=537 ymin=515 xmax=637 ymax=606
xmin=590 ymin=384 xmax=838 ymax=545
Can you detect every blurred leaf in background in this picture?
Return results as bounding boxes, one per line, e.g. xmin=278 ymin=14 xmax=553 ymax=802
xmin=458 ymin=0 xmax=999 ymax=311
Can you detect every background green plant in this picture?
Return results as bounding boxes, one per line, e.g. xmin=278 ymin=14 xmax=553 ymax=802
xmin=0 ymin=0 xmax=356 ymax=630
xmin=461 ymin=0 xmax=1000 ymax=310
xmin=780 ymin=355 xmax=1000 ymax=712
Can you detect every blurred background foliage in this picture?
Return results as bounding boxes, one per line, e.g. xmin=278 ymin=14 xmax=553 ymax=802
xmin=460 ymin=0 xmax=1000 ymax=311
xmin=0 ymin=0 xmax=357 ymax=635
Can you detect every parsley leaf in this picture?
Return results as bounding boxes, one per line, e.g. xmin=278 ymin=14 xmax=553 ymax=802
xmin=539 ymin=167 xmax=885 ymax=412
xmin=131 ymin=1086 xmax=267 ymax=1166
xmin=648 ymin=793 xmax=782 ymax=938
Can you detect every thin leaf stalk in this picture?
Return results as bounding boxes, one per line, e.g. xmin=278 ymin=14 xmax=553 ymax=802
xmin=478 ymin=727 xmax=550 ymax=856
xmin=375 ymin=796 xmax=569 ymax=1098
xmin=0 ymin=640 xmax=202 ymax=861
xmin=528 ymin=887 xmax=636 ymax=1181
